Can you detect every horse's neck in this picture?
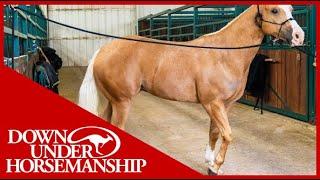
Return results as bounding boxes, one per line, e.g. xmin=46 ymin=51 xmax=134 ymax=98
xmin=195 ymin=5 xmax=265 ymax=74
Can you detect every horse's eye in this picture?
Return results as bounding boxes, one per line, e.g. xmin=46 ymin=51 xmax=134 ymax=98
xmin=271 ymin=8 xmax=278 ymax=14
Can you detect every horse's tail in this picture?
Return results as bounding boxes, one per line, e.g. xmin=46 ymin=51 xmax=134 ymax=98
xmin=78 ymin=49 xmax=101 ymax=115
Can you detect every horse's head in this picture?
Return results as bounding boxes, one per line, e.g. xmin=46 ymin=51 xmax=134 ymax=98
xmin=256 ymin=5 xmax=304 ymax=46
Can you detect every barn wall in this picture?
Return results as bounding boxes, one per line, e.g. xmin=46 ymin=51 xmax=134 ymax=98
xmin=48 ymin=5 xmax=137 ymax=66
xmin=47 ymin=5 xmax=183 ymax=66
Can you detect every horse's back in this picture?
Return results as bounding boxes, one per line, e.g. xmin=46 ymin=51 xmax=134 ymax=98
xmin=92 ymin=35 xmax=202 ymax=102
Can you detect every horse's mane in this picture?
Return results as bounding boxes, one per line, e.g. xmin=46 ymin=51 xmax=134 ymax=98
xmin=201 ymin=6 xmax=252 ymax=37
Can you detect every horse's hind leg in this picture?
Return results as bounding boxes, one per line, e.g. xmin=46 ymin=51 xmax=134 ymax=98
xmin=110 ymin=99 xmax=132 ymax=130
xmin=102 ymin=102 xmax=112 ymax=123
xmin=203 ymin=100 xmax=232 ymax=175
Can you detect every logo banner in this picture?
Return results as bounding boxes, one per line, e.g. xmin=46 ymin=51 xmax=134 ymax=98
xmin=0 ymin=68 xmax=201 ymax=178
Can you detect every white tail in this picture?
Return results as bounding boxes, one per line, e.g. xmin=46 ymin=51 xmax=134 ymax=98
xmin=78 ymin=49 xmax=102 ymax=115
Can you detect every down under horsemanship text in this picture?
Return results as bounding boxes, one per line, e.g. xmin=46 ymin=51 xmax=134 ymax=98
xmin=6 ymin=129 xmax=147 ymax=173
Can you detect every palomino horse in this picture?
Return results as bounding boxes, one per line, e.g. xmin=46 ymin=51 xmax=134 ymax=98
xmin=79 ymin=5 xmax=304 ymax=175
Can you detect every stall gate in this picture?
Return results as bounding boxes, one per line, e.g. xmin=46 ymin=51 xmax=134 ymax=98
xmin=3 ymin=5 xmax=47 ymax=74
xmin=138 ymin=5 xmax=316 ymax=123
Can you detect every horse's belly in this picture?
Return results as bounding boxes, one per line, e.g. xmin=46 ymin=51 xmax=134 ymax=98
xmin=149 ymin=85 xmax=198 ymax=103
xmin=146 ymin=72 xmax=198 ymax=103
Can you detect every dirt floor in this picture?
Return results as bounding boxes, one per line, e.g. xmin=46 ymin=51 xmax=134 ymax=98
xmin=59 ymin=67 xmax=316 ymax=175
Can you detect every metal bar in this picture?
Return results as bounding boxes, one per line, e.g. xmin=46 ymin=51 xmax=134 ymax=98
xmin=152 ymin=35 xmax=168 ymax=38
xmin=199 ymin=5 xmax=237 ymax=9
xmin=48 ymin=7 xmax=133 ymax=12
xmin=139 ymin=28 xmax=151 ymax=33
xmin=153 ymin=16 xmax=193 ymax=20
xmin=194 ymin=5 xmax=204 ymax=9
xmin=138 ymin=14 xmax=153 ymax=21
xmin=27 ymin=34 xmax=37 ymax=39
xmin=171 ymin=10 xmax=236 ymax=15
xmin=11 ymin=6 xmax=15 ymax=69
xmin=292 ymin=9 xmax=308 ymax=15
xmin=307 ymin=5 xmax=316 ymax=122
xmin=198 ymin=11 xmax=236 ymax=15
xmin=167 ymin=13 xmax=171 ymax=41
xmin=150 ymin=17 xmax=153 ymax=36
xmin=151 ymin=9 xmax=172 ymax=18
xmin=198 ymin=14 xmax=235 ymax=18
xmin=16 ymin=9 xmax=27 ymax=19
xmin=169 ymin=33 xmax=193 ymax=38
xmin=27 ymin=14 xmax=46 ymax=33
xmin=170 ymin=24 xmax=193 ymax=30
xmin=26 ymin=18 xmax=29 ymax=52
xmin=193 ymin=7 xmax=198 ymax=39
xmin=4 ymin=26 xmax=28 ymax=39
xmin=172 ymin=11 xmax=197 ymax=14
xmin=168 ymin=5 xmax=193 ymax=15
xmin=195 ymin=19 xmax=230 ymax=27
xmin=151 ymin=27 xmax=168 ymax=32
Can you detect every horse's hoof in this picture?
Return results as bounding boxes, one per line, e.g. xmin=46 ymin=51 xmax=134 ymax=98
xmin=207 ymin=168 xmax=218 ymax=176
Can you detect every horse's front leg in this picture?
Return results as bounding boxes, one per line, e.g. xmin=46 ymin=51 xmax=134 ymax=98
xmin=205 ymin=120 xmax=220 ymax=170
xmin=203 ymin=100 xmax=232 ymax=175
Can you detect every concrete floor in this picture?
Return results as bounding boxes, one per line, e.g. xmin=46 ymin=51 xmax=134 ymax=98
xmin=59 ymin=67 xmax=316 ymax=175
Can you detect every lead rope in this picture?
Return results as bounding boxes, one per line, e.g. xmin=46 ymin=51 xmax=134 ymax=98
xmin=38 ymin=47 xmax=51 ymax=65
xmin=14 ymin=6 xmax=269 ymax=50
xmin=12 ymin=6 xmax=315 ymax=57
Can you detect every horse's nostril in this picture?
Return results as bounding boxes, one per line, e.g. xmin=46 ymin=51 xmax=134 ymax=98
xmin=295 ymin=33 xmax=299 ymax=39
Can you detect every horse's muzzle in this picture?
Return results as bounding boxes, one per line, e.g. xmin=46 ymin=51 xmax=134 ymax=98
xmin=282 ymin=20 xmax=305 ymax=46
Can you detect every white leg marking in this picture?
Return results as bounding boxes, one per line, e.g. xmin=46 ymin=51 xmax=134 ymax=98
xmin=208 ymin=166 xmax=224 ymax=175
xmin=205 ymin=144 xmax=215 ymax=166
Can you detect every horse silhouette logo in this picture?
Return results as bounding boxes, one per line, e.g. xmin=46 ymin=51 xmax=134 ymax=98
xmin=67 ymin=126 xmax=121 ymax=158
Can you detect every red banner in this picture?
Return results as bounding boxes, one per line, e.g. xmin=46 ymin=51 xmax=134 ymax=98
xmin=1 ymin=1 xmax=319 ymax=179
xmin=0 ymin=67 xmax=201 ymax=178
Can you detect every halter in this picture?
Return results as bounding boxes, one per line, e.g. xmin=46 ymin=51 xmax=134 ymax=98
xmin=256 ymin=5 xmax=294 ymax=39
